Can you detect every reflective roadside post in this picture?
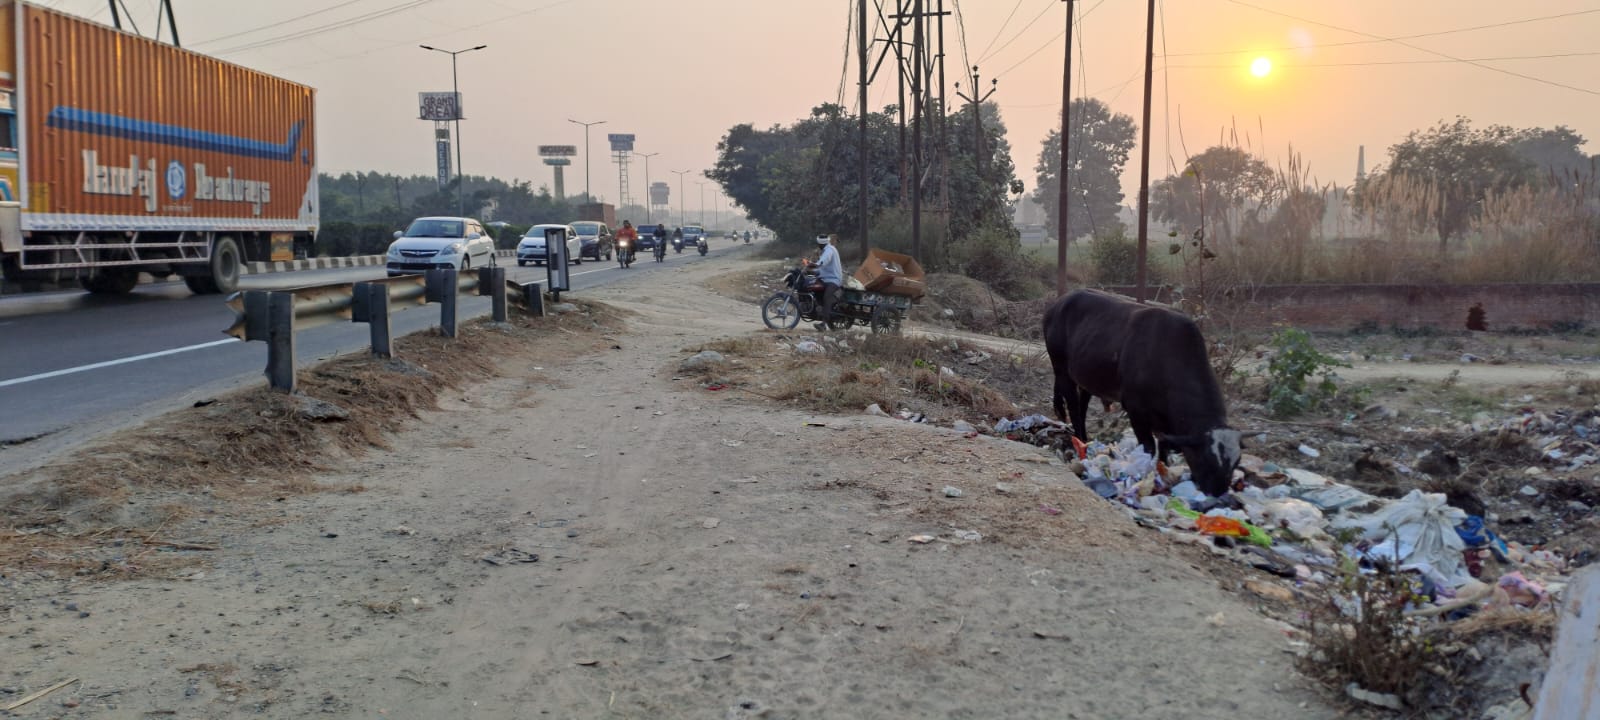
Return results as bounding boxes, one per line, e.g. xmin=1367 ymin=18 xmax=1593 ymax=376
xmin=545 ymin=227 xmax=570 ymax=303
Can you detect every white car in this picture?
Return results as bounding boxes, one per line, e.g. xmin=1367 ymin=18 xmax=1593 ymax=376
xmin=385 ymin=216 xmax=497 ymax=276
xmin=518 ymin=224 xmax=584 ymax=266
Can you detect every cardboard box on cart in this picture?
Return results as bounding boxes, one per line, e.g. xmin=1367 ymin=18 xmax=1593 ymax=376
xmin=853 ymin=249 xmax=926 ymax=299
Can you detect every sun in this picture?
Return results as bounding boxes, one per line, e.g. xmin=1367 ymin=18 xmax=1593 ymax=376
xmin=1250 ymin=56 xmax=1273 ymax=78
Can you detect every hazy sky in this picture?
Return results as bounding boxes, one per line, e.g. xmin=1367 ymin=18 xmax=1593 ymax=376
xmin=40 ymin=0 xmax=1600 ymax=211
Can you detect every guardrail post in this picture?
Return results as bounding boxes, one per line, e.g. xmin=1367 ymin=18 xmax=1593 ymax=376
xmin=360 ymin=283 xmax=393 ymax=358
xmin=525 ymin=281 xmax=544 ymax=316
xmin=266 ymin=291 xmax=296 ymax=392
xmin=480 ymin=266 xmax=507 ymax=322
xmin=440 ymin=268 xmax=458 ymax=338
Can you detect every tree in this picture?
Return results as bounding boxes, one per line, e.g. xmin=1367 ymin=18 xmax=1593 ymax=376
xmin=1031 ymin=98 xmax=1137 ymax=243
xmin=1511 ymin=126 xmax=1590 ymax=181
xmin=1359 ymin=117 xmax=1531 ymax=247
xmin=1150 ymin=146 xmax=1275 ymax=243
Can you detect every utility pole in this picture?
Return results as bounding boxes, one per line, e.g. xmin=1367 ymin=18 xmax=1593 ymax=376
xmin=635 ymin=152 xmax=658 ymax=223
xmin=937 ymin=0 xmax=950 ymax=216
xmin=1056 ymin=0 xmax=1075 ymax=296
xmin=954 ymin=67 xmax=996 ymax=184
xmin=895 ymin=1 xmax=908 ymax=205
xmin=857 ymin=0 xmax=870 ymax=257
xmin=910 ymin=0 xmax=924 ymax=261
xmin=568 ymin=119 xmax=606 ymax=203
xmin=1133 ymin=0 xmax=1156 ymax=302
xmin=671 ymin=170 xmax=691 ymax=227
xmin=422 ymin=44 xmax=487 ymax=218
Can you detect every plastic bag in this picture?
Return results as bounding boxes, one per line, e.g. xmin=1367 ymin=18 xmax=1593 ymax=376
xmin=1335 ymin=489 xmax=1472 ymax=587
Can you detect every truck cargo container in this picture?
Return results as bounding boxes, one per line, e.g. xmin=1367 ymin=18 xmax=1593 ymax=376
xmin=0 ymin=1 xmax=317 ymax=294
xmin=575 ymin=202 xmax=615 ymax=229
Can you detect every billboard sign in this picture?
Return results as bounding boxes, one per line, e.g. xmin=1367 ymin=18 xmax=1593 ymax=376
xmin=538 ymin=145 xmax=577 ymax=157
xmin=542 ymin=158 xmax=572 ymax=166
xmin=418 ymin=92 xmax=462 ymax=121
xmin=435 ymin=139 xmax=451 ymax=187
xmin=607 ymin=133 xmax=635 ymax=152
xmin=649 ymin=181 xmax=670 ymax=206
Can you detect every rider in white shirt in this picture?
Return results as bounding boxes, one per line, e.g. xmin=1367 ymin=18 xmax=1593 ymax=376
xmin=813 ymin=234 xmax=843 ymax=330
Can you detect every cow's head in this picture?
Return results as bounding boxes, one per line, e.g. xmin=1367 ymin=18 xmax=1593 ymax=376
xmin=1163 ymin=428 xmax=1243 ymax=497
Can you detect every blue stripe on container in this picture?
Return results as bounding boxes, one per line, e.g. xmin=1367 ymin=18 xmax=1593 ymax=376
xmin=45 ymin=107 xmax=304 ymax=161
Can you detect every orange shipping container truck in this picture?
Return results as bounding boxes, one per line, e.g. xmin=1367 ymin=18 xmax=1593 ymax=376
xmin=0 ymin=1 xmax=316 ymax=295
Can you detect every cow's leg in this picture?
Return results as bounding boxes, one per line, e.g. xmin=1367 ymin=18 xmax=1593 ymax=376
xmin=1052 ymin=368 xmax=1071 ymax=424
xmin=1068 ymin=386 xmax=1093 ymax=442
xmin=1129 ymin=414 xmax=1160 ymax=459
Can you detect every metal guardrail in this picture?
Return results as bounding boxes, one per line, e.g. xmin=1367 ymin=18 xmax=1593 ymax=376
xmin=224 ymin=267 xmax=543 ymax=392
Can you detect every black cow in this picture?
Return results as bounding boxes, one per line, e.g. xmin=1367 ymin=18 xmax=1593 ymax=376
xmin=1042 ymin=289 xmax=1241 ymax=496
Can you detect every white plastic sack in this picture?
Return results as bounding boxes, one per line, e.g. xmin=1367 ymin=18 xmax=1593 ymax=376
xmin=1333 ymin=489 xmax=1472 ymax=587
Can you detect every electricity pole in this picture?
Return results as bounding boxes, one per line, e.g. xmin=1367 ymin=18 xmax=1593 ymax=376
xmin=954 ymin=66 xmax=996 ymax=184
xmin=421 ymin=44 xmax=487 ymax=218
xmin=1134 ymin=0 xmax=1156 ymax=302
xmin=910 ymin=0 xmax=923 ymax=261
xmin=635 ymin=151 xmax=658 ymax=223
xmin=568 ymin=118 xmax=606 ymax=203
xmin=1056 ymin=0 xmax=1075 ymax=296
xmin=695 ymin=180 xmax=708 ymax=226
xmin=857 ymin=0 xmax=870 ymax=256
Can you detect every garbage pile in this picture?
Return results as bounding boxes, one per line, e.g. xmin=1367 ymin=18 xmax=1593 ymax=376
xmin=991 ymin=415 xmax=1578 ymax=622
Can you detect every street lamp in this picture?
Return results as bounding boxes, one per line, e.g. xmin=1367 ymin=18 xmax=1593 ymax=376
xmin=568 ymin=118 xmax=606 ymax=203
xmin=695 ymin=180 xmax=708 ymax=226
xmin=635 ymin=152 xmax=659 ymax=223
xmin=420 ymin=44 xmax=487 ymax=217
xmin=671 ymin=169 xmax=692 ymax=227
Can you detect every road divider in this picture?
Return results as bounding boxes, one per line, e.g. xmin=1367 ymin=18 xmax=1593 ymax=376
xmin=224 ymin=266 xmax=537 ymax=392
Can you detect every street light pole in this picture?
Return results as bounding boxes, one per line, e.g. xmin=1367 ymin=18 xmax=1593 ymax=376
xmin=695 ymin=180 xmax=708 ymax=226
xmin=635 ymin=152 xmax=659 ymax=223
xmin=568 ymin=118 xmax=606 ymax=203
xmin=671 ymin=170 xmax=691 ymax=227
xmin=421 ymin=44 xmax=486 ymax=217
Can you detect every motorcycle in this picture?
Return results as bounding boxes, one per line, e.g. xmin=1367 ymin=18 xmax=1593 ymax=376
xmin=617 ymin=239 xmax=633 ymax=268
xmin=697 ymin=237 xmax=708 ymax=256
xmin=654 ymin=239 xmax=666 ymax=263
xmin=760 ymin=260 xmax=848 ymax=331
xmin=744 ymin=232 xmax=751 ymax=245
xmin=672 ymin=236 xmax=684 ymax=254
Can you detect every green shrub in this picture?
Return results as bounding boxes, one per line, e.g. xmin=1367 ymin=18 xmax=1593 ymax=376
xmin=946 ymin=227 xmax=1052 ymax=300
xmin=1266 ymin=327 xmax=1348 ymax=417
xmin=1086 ymin=231 xmax=1158 ymax=285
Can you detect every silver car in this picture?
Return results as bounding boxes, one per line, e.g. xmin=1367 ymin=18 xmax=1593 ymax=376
xmin=517 ymin=224 xmax=584 ymax=266
xmin=385 ymin=216 xmax=497 ymax=276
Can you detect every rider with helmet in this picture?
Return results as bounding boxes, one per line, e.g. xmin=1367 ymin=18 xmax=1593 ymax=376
xmin=616 ymin=220 xmax=638 ymax=262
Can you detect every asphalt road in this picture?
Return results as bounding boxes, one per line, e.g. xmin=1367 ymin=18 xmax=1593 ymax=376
xmin=0 ymin=239 xmax=759 ymax=461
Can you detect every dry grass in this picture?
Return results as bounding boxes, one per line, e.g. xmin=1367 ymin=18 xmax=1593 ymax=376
xmin=1299 ymin=570 xmax=1434 ymax=703
xmin=0 ymin=301 xmax=626 ymax=578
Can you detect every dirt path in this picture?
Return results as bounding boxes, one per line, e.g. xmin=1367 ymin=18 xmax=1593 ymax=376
xmin=1 ymin=254 xmax=1336 ymax=718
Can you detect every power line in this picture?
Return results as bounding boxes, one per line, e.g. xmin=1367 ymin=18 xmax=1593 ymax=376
xmin=978 ymin=0 xmax=1054 ymax=63
xmin=993 ymin=0 xmax=1106 ymax=79
xmin=1224 ymin=0 xmax=1600 ymax=97
xmin=191 ymin=0 xmax=375 ymax=49
xmin=210 ymin=0 xmax=445 ymax=57
xmin=1166 ymin=50 xmax=1600 ymax=69
xmin=952 ymin=0 xmax=972 ymax=80
xmin=265 ymin=0 xmax=578 ymax=72
xmin=1168 ymin=7 xmax=1600 ymax=58
xmin=976 ymin=0 xmax=1025 ymax=61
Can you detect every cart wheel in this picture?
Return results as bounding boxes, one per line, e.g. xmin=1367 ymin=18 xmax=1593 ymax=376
xmin=870 ymin=304 xmax=902 ymax=334
xmin=761 ymin=292 xmax=802 ymax=330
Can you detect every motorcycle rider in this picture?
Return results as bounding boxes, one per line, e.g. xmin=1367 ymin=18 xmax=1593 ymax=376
xmin=812 ymin=233 xmax=843 ymax=330
xmin=653 ymin=224 xmax=668 ymax=261
xmin=744 ymin=230 xmax=752 ymax=244
xmin=616 ymin=220 xmax=638 ymax=262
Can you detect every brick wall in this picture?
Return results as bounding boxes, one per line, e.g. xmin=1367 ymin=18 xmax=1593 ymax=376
xmin=1093 ymin=283 xmax=1600 ymax=332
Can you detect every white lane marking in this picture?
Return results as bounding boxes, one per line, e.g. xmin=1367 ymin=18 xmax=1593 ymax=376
xmin=0 ymin=338 xmax=239 ymax=389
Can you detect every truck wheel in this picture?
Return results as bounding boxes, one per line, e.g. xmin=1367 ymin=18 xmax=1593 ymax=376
xmin=187 ymin=236 xmax=242 ymax=294
xmin=81 ymin=268 xmax=139 ymax=295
